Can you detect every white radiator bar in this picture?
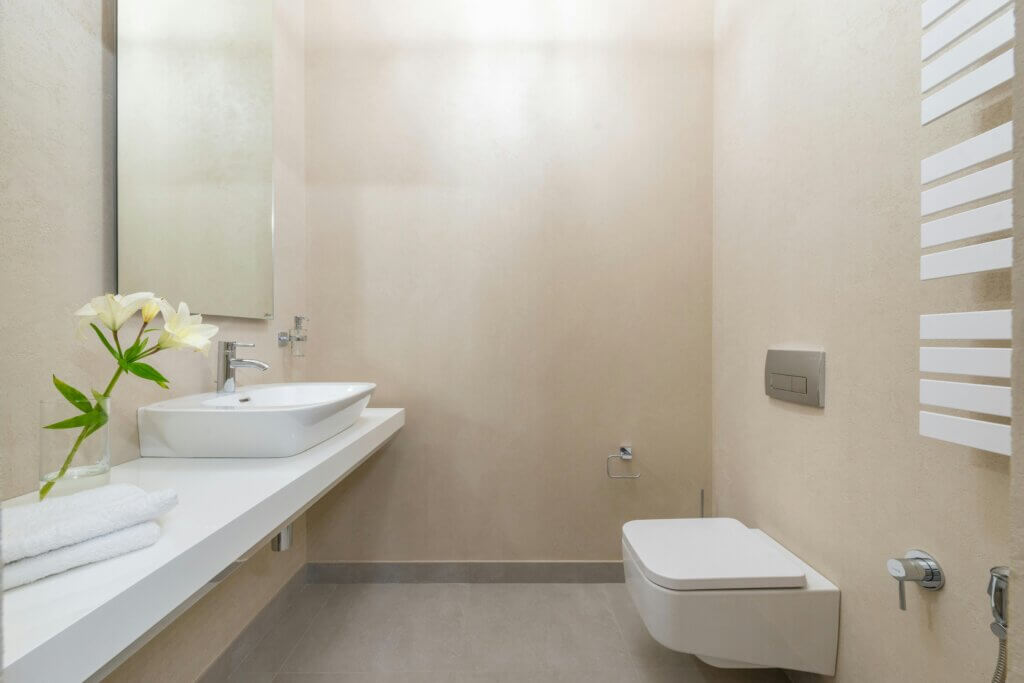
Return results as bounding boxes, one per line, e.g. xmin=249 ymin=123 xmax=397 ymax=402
xmin=920 ymin=309 xmax=1012 ymax=339
xmin=921 ymin=199 xmax=1012 ymax=247
xmin=921 ymin=161 xmax=1012 ymax=215
xmin=923 ymin=0 xmax=962 ymax=29
xmin=920 ymin=346 xmax=1012 ymax=377
xmin=922 ymin=0 xmax=1012 ymax=59
xmin=921 ymin=122 xmax=1012 ymax=184
xmin=922 ymin=10 xmax=1015 ymax=92
xmin=920 ymin=236 xmax=1012 ymax=279
xmin=920 ymin=379 xmax=1012 ymax=416
xmin=922 ymin=48 xmax=1014 ymax=124
xmin=920 ymin=410 xmax=1011 ymax=455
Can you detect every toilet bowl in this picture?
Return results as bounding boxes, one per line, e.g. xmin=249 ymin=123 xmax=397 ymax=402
xmin=622 ymin=517 xmax=839 ymax=676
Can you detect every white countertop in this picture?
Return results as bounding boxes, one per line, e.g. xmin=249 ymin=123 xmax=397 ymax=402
xmin=1 ymin=407 xmax=405 ymax=683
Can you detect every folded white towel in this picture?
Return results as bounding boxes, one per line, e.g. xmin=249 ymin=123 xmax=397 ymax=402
xmin=2 ymin=522 xmax=161 ymax=590
xmin=1 ymin=483 xmax=177 ymax=564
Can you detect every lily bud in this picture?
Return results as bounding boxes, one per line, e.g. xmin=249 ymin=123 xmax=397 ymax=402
xmin=141 ymin=298 xmax=163 ymax=323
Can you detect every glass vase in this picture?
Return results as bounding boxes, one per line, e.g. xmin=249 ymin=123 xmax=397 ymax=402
xmin=39 ymin=395 xmax=111 ymax=498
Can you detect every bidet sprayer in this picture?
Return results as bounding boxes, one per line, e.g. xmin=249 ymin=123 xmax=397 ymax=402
xmin=988 ymin=566 xmax=1009 ymax=683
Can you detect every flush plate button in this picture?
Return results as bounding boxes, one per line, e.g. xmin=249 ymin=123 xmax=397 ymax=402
xmin=764 ymin=349 xmax=825 ymax=408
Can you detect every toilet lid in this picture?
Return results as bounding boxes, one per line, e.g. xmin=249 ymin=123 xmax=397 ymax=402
xmin=622 ymin=518 xmax=806 ymax=591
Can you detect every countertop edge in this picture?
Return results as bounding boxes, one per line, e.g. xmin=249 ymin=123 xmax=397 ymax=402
xmin=2 ymin=408 xmax=405 ymax=683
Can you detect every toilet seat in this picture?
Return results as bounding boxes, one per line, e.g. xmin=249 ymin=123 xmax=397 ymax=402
xmin=622 ymin=518 xmax=806 ymax=591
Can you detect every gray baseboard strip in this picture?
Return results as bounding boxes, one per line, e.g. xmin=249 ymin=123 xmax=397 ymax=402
xmin=305 ymin=562 xmax=625 ymax=584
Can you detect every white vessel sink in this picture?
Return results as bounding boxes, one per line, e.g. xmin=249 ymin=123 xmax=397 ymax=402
xmin=138 ymin=382 xmax=376 ymax=458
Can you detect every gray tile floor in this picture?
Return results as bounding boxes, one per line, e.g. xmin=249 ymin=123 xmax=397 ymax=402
xmin=227 ymin=584 xmax=788 ymax=683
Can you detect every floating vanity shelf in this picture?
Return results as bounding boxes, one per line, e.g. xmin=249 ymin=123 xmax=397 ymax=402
xmin=919 ymin=0 xmax=1014 ymax=456
xmin=1 ymin=408 xmax=405 ymax=683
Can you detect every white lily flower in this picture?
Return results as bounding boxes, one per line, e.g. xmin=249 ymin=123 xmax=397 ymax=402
xmin=75 ymin=292 xmax=154 ymax=333
xmin=157 ymin=301 xmax=219 ymax=355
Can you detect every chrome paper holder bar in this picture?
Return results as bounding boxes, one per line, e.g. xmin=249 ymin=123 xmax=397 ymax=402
xmin=607 ymin=447 xmax=640 ymax=479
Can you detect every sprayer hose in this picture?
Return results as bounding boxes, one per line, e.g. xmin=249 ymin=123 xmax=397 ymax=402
xmin=992 ymin=638 xmax=1007 ymax=683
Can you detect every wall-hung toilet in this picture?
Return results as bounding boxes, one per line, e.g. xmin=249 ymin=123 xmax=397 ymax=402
xmin=622 ymin=517 xmax=840 ymax=676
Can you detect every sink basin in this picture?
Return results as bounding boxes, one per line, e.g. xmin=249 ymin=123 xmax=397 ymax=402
xmin=138 ymin=382 xmax=376 ymax=458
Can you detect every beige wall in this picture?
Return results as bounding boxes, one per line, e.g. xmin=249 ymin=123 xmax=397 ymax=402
xmin=303 ymin=0 xmax=714 ymax=562
xmin=713 ymin=2 xmax=1011 ymax=682
xmin=0 ymin=0 xmax=308 ymax=679
xmin=1010 ymin=5 xmax=1024 ymax=680
xmin=0 ymin=0 xmax=118 ymax=497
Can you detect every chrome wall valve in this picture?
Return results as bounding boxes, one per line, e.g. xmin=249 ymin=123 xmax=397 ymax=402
xmin=886 ymin=550 xmax=944 ymax=611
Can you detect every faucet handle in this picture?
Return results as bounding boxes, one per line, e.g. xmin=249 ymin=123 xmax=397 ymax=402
xmin=887 ymin=559 xmax=922 ymax=610
xmin=887 ymin=550 xmax=944 ymax=611
xmin=219 ymin=341 xmax=255 ymax=357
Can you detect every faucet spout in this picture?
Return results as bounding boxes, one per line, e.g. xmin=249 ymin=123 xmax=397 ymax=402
xmin=229 ymin=358 xmax=270 ymax=371
xmin=216 ymin=341 xmax=270 ymax=393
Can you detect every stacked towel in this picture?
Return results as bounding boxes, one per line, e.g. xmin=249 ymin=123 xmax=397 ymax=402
xmin=2 ymin=483 xmax=177 ymax=590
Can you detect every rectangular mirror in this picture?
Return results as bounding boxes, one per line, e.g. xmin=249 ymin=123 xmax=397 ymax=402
xmin=117 ymin=0 xmax=274 ymax=319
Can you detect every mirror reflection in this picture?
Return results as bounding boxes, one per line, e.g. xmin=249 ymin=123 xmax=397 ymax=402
xmin=117 ymin=0 xmax=274 ymax=319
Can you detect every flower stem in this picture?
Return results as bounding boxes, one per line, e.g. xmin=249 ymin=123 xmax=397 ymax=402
xmin=39 ymin=426 xmax=92 ymax=500
xmin=132 ymin=321 xmax=147 ymax=348
xmin=102 ymin=367 xmax=124 ymax=397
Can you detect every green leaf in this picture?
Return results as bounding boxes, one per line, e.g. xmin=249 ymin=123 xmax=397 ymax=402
xmin=90 ymin=323 xmax=121 ymax=361
xmin=125 ymin=361 xmax=170 ymax=389
xmin=123 ymin=336 xmax=150 ymax=363
xmin=52 ymin=375 xmax=91 ymax=413
xmin=43 ymin=408 xmax=106 ymax=430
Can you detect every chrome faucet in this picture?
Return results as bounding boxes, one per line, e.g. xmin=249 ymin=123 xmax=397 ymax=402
xmin=886 ymin=550 xmax=944 ymax=611
xmin=216 ymin=341 xmax=270 ymax=393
